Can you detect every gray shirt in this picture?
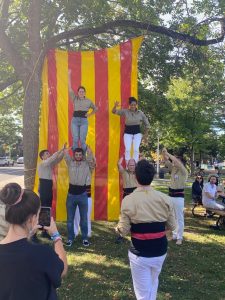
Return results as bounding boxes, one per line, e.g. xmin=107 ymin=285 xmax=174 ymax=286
xmin=114 ymin=109 xmax=150 ymax=128
xmin=70 ymin=91 xmax=96 ymax=112
xmin=38 ymin=150 xmax=64 ymax=180
xmin=64 ymin=152 xmax=96 ymax=186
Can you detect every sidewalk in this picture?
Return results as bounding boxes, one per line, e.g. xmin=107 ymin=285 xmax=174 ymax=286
xmin=0 ymin=176 xmax=24 ymax=189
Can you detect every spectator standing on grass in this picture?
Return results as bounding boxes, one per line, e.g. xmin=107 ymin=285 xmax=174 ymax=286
xmin=0 ymin=183 xmax=67 ymax=300
xmin=68 ymin=70 xmax=98 ymax=152
xmin=116 ymin=160 xmax=176 ymax=300
xmin=162 ymin=148 xmax=188 ymax=246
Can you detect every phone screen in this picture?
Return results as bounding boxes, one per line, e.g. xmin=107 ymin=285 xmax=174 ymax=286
xmin=38 ymin=206 xmax=51 ymax=227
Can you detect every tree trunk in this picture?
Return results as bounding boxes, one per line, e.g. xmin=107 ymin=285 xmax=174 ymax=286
xmin=23 ymin=71 xmax=41 ymax=189
xmin=190 ymin=145 xmax=195 ymax=175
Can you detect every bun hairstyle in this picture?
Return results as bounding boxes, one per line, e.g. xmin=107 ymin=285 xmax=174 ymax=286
xmin=129 ymin=97 xmax=138 ymax=105
xmin=135 ymin=159 xmax=156 ymax=185
xmin=0 ymin=183 xmax=40 ymax=225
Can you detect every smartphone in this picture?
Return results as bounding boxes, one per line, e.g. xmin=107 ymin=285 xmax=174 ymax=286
xmin=38 ymin=206 xmax=51 ymax=227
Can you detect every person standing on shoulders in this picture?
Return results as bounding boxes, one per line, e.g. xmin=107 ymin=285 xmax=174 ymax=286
xmin=116 ymin=160 xmax=176 ymax=300
xmin=112 ymin=97 xmax=150 ymax=165
xmin=68 ymin=70 xmax=98 ymax=152
xmin=64 ymin=146 xmax=96 ymax=247
xmin=162 ymin=148 xmax=188 ymax=246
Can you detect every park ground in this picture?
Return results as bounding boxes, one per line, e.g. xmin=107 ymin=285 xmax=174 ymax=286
xmin=54 ymin=183 xmax=225 ymax=300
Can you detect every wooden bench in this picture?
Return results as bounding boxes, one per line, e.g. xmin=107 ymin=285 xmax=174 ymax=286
xmin=206 ymin=208 xmax=225 ymax=230
xmin=192 ymin=202 xmax=206 ymax=217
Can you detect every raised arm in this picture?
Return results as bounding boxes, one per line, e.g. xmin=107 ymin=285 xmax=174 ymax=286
xmin=68 ymin=70 xmax=75 ymax=101
xmin=112 ymin=101 xmax=120 ymax=114
xmin=162 ymin=148 xmax=182 ymax=168
xmin=117 ymin=157 xmax=125 ymax=173
xmin=86 ymin=146 xmax=96 ymax=172
xmin=42 ymin=143 xmax=67 ymax=167
xmin=63 ymin=147 xmax=73 ymax=166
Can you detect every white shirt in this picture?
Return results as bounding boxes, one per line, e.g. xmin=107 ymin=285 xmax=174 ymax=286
xmin=202 ymin=182 xmax=217 ymax=203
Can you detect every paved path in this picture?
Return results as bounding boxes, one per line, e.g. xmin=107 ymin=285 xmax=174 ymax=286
xmin=0 ymin=165 xmax=24 ymax=188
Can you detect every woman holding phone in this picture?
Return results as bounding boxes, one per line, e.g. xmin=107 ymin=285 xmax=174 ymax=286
xmin=0 ymin=183 xmax=67 ymax=300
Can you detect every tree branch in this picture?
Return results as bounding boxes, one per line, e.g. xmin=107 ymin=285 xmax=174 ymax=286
xmin=0 ymin=0 xmax=11 ymax=30
xmin=0 ymin=84 xmax=22 ymax=103
xmin=0 ymin=76 xmax=19 ymax=92
xmin=46 ymin=19 xmax=225 ymax=49
xmin=0 ymin=30 xmax=26 ymax=80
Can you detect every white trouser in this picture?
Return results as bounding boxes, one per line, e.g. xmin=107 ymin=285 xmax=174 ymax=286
xmin=203 ymin=199 xmax=225 ymax=210
xmin=124 ymin=133 xmax=142 ymax=163
xmin=128 ymin=251 xmax=167 ymax=300
xmin=170 ymin=197 xmax=184 ymax=240
xmin=74 ymin=197 xmax=92 ymax=237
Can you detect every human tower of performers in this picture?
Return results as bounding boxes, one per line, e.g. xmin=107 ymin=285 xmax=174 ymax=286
xmin=1 ymin=72 xmax=224 ymax=300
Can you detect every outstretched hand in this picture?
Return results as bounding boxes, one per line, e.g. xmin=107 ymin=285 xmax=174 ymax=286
xmin=86 ymin=145 xmax=92 ymax=155
xmin=114 ymin=101 xmax=119 ymax=107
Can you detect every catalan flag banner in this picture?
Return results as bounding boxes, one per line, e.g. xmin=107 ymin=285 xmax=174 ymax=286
xmin=35 ymin=36 xmax=143 ymax=221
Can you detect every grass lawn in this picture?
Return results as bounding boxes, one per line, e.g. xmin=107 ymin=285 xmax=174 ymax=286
xmin=55 ymin=183 xmax=225 ymax=300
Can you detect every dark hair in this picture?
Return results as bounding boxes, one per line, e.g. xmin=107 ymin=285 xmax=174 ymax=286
xmin=0 ymin=183 xmax=40 ymax=225
xmin=129 ymin=97 xmax=137 ymax=105
xmin=77 ymin=86 xmax=86 ymax=92
xmin=39 ymin=149 xmax=49 ymax=160
xmin=73 ymin=148 xmax=84 ymax=155
xmin=135 ymin=160 xmax=156 ymax=185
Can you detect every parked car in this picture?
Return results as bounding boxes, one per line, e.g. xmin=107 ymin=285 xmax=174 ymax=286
xmin=0 ymin=157 xmax=14 ymax=166
xmin=16 ymin=157 xmax=24 ymax=164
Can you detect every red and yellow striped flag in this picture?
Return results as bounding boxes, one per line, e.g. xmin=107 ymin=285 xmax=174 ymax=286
xmin=35 ymin=36 xmax=143 ymax=221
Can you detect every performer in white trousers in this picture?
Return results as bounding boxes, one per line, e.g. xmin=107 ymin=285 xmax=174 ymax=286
xmin=116 ymin=160 xmax=176 ymax=300
xmin=112 ymin=97 xmax=150 ymax=164
xmin=162 ymin=148 xmax=188 ymax=245
xmin=74 ymin=185 xmax=92 ymax=237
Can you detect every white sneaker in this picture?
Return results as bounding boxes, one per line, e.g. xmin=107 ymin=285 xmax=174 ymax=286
xmin=176 ymin=239 xmax=182 ymax=245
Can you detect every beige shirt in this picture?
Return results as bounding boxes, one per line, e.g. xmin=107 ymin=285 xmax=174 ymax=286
xmin=117 ymin=187 xmax=176 ymax=236
xmin=0 ymin=201 xmax=8 ymax=241
xmin=64 ymin=152 xmax=95 ymax=186
xmin=166 ymin=161 xmax=188 ymax=189
xmin=70 ymin=91 xmax=96 ymax=112
xmin=38 ymin=150 xmax=64 ymax=180
xmin=114 ymin=109 xmax=150 ymax=128
xmin=121 ymin=169 xmax=137 ymax=189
